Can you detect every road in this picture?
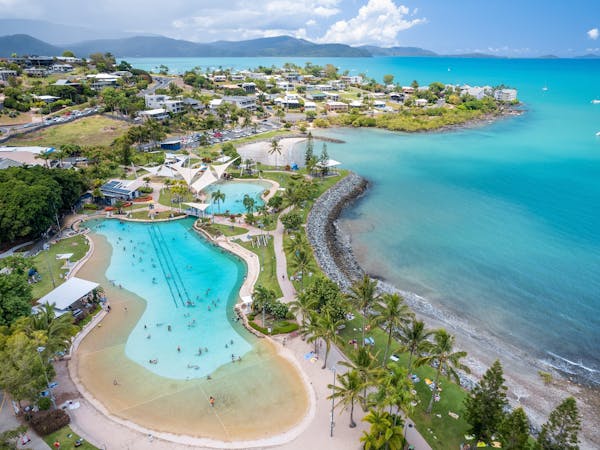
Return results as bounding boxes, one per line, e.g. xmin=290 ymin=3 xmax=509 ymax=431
xmin=138 ymin=75 xmax=172 ymax=96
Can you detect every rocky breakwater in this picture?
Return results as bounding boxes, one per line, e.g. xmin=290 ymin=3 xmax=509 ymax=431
xmin=306 ymin=172 xmax=368 ymax=290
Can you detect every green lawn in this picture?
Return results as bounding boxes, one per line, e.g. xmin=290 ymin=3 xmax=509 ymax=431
xmin=157 ymin=188 xmax=196 ymax=209
xmin=129 ymin=210 xmax=185 ymax=220
xmin=236 ymin=236 xmax=282 ymax=298
xmin=43 ymin=425 xmax=98 ymax=450
xmin=201 ymin=223 xmax=248 ymax=237
xmin=5 ymin=115 xmax=131 ymax=147
xmin=30 ymin=235 xmax=90 ymax=300
xmin=337 ymin=316 xmax=470 ymax=450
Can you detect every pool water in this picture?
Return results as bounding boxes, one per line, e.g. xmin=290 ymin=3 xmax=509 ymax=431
xmin=89 ymin=218 xmax=252 ymax=379
xmin=203 ymin=180 xmax=271 ymax=214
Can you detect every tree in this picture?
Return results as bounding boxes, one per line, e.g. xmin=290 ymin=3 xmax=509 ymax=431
xmin=0 ymin=331 xmax=54 ymax=407
xmin=61 ymin=50 xmax=75 ymax=57
xmin=416 ymin=328 xmax=470 ymax=413
xmin=328 ymin=369 xmax=363 ymax=428
xmin=269 ymin=139 xmax=282 ymax=168
xmin=398 ymin=319 xmax=432 ymax=374
xmin=319 ymin=143 xmax=329 ymax=176
xmin=290 ymin=249 xmax=314 ymax=290
xmin=242 ymin=194 xmax=255 ymax=215
xmin=304 ymin=132 xmax=314 ymax=166
xmin=339 ymin=345 xmax=382 ymax=411
xmin=211 ymin=189 xmax=226 ymax=220
xmin=0 ymin=425 xmax=27 ymax=450
xmin=289 ymin=292 xmax=316 ymax=332
xmin=284 ymin=231 xmax=310 ymax=255
xmin=411 ymin=80 xmax=419 ymax=89
xmin=280 ymin=211 xmax=303 ymax=232
xmin=383 ymin=74 xmax=394 ymax=85
xmin=315 ymin=311 xmax=344 ymax=369
xmin=267 ymin=195 xmax=283 ymax=212
xmin=499 ymin=407 xmax=530 ymax=450
xmin=372 ymin=293 xmax=413 ymax=366
xmin=13 ymin=303 xmax=76 ymax=356
xmin=360 ymin=410 xmax=404 ymax=450
xmin=535 ymin=397 xmax=581 ymax=450
xmin=464 ymin=360 xmax=508 ymax=445
xmin=0 ymin=268 xmax=32 ymax=326
xmin=372 ymin=363 xmax=413 ymax=428
xmin=347 ymin=274 xmax=379 ymax=348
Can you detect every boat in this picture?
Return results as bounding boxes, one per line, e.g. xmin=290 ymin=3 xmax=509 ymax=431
xmin=592 ymin=99 xmax=600 ymax=104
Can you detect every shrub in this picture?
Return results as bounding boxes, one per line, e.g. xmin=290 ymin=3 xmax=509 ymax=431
xmin=28 ymin=409 xmax=70 ymax=436
xmin=82 ymin=203 xmax=99 ymax=210
xmin=37 ymin=397 xmax=51 ymax=411
xmin=138 ymin=186 xmax=153 ymax=194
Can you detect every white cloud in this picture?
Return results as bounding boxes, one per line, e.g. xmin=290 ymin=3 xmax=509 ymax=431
xmin=587 ymin=28 xmax=599 ymax=40
xmin=318 ymin=0 xmax=426 ymax=46
xmin=306 ymin=19 xmax=317 ymax=26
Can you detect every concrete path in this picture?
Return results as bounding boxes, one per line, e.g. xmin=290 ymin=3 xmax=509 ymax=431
xmin=273 ymin=206 xmax=296 ymax=302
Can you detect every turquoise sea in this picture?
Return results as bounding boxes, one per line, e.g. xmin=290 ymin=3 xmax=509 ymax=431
xmin=127 ymin=56 xmax=600 ymax=384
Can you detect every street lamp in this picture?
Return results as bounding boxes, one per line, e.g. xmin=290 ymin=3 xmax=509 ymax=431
xmin=36 ymin=346 xmax=56 ymax=409
xmin=330 ymin=364 xmax=337 ymax=437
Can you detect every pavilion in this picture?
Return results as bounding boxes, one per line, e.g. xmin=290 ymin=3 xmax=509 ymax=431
xmin=37 ymin=277 xmax=99 ymax=316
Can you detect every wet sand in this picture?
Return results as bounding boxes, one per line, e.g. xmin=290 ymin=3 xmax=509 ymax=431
xmin=71 ymin=232 xmax=309 ymax=441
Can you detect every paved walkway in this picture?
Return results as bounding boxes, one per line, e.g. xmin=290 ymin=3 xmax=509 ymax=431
xmin=273 ymin=206 xmax=296 ymax=302
xmin=0 ymin=391 xmax=49 ymax=449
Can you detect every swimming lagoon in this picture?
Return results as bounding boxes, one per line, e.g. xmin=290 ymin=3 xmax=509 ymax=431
xmin=203 ymin=180 xmax=271 ymax=215
xmin=74 ymin=218 xmax=309 ymax=439
xmin=88 ymin=218 xmax=251 ymax=379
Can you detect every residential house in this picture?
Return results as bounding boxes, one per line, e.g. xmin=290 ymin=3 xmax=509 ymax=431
xmin=325 ymin=92 xmax=340 ymax=101
xmin=24 ymin=67 xmax=47 ymax=77
xmin=212 ymin=75 xmax=227 ymax=82
xmin=230 ymin=74 xmax=245 ymax=81
xmin=341 ymin=75 xmax=363 ymax=85
xmin=51 ymin=64 xmax=73 ymax=73
xmin=402 ymin=86 xmax=415 ymax=94
xmin=415 ymin=98 xmax=428 ymax=107
xmin=303 ymin=101 xmax=317 ymax=112
xmin=56 ymin=56 xmax=82 ymax=64
xmin=242 ymin=82 xmax=256 ymax=94
xmin=325 ymin=101 xmax=348 ymax=112
xmin=389 ymin=93 xmax=405 ymax=103
xmin=209 ymin=99 xmax=223 ymax=109
xmin=373 ymin=100 xmax=387 ymax=109
xmin=0 ymin=69 xmax=17 ymax=82
xmin=182 ymin=97 xmax=203 ymax=111
xmin=145 ymin=94 xmax=184 ymax=114
xmin=32 ymin=95 xmax=60 ymax=104
xmin=138 ymin=108 xmax=169 ymax=121
xmin=276 ymin=81 xmax=294 ymax=91
xmin=494 ymin=88 xmax=518 ymax=102
xmin=223 ymin=96 xmax=256 ymax=110
xmin=330 ymin=80 xmax=346 ymax=90
xmin=86 ymin=73 xmax=120 ymax=90
xmin=349 ymin=100 xmax=364 ymax=109
xmin=306 ymin=92 xmax=326 ymax=101
xmin=275 ymin=93 xmax=301 ymax=108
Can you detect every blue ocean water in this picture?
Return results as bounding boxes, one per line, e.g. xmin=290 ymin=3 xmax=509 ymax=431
xmin=89 ymin=218 xmax=252 ymax=379
xmin=127 ymin=56 xmax=600 ymax=384
xmin=203 ymin=180 xmax=269 ymax=214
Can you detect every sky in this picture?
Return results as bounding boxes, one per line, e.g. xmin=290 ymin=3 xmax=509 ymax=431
xmin=1 ymin=0 xmax=599 ymax=56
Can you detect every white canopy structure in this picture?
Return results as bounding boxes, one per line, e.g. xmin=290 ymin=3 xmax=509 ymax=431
xmin=212 ymin=157 xmax=239 ymax=180
xmin=183 ymin=202 xmax=210 ymax=211
xmin=316 ymin=159 xmax=342 ymax=168
xmin=190 ymin=169 xmax=218 ymax=193
xmin=172 ymin=164 xmax=204 ymax=185
xmin=38 ymin=277 xmax=99 ymax=315
xmin=141 ymin=165 xmax=178 ymax=178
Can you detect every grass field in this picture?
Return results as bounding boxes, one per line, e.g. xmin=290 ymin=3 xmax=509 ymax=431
xmin=4 ymin=115 xmax=130 ymax=147
xmin=201 ymin=223 xmax=248 ymax=237
xmin=30 ymin=234 xmax=90 ymax=300
xmin=43 ymin=425 xmax=99 ymax=450
xmin=237 ymin=236 xmax=282 ymax=298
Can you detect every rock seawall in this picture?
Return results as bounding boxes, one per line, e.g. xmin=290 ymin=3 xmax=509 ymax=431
xmin=306 ymin=172 xmax=367 ymax=290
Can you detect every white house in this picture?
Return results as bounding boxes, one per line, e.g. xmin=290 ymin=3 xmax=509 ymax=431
xmin=325 ymin=92 xmax=340 ymax=101
xmin=415 ymin=98 xmax=428 ymax=107
xmin=0 ymin=70 xmax=18 ymax=82
xmin=87 ymin=73 xmax=120 ymax=90
xmin=138 ymin=108 xmax=169 ymax=121
xmin=223 ymin=96 xmax=256 ymax=110
xmin=325 ymin=101 xmax=348 ymax=112
xmin=212 ymin=75 xmax=227 ymax=82
xmin=304 ymin=101 xmax=317 ymax=111
xmin=24 ymin=67 xmax=47 ymax=77
xmin=494 ymin=89 xmax=518 ymax=102
xmin=373 ymin=100 xmax=387 ymax=109
xmin=51 ymin=64 xmax=73 ymax=73
xmin=275 ymin=93 xmax=301 ymax=108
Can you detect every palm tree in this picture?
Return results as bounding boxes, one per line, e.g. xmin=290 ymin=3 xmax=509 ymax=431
xmin=416 ymin=329 xmax=470 ymax=414
xmin=210 ymin=189 xmax=225 ymax=222
xmin=13 ymin=303 xmax=77 ymax=355
xmin=242 ymin=194 xmax=255 ymax=215
xmin=372 ymin=363 xmax=413 ymax=425
xmin=328 ymin=369 xmax=363 ymax=428
xmin=314 ymin=311 xmax=344 ymax=369
xmin=284 ymin=231 xmax=310 ymax=255
xmin=269 ymin=138 xmax=282 ymax=168
xmin=398 ymin=319 xmax=433 ymax=375
xmin=372 ymin=293 xmax=414 ymax=367
xmin=289 ymin=292 xmax=317 ymax=333
xmin=303 ymin=312 xmax=322 ymax=353
xmin=360 ymin=409 xmax=404 ymax=450
xmin=340 ymin=345 xmax=382 ymax=411
xmin=290 ymin=249 xmax=313 ymax=291
xmin=347 ymin=274 xmax=379 ymax=347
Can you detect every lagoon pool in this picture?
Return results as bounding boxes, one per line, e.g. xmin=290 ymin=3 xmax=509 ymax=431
xmin=203 ymin=180 xmax=271 ymax=214
xmin=89 ymin=218 xmax=251 ymax=379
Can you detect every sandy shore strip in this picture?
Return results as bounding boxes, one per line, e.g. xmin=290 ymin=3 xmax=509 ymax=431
xmin=238 ymin=137 xmax=306 ymax=167
xmin=308 ymin=173 xmax=599 ymax=449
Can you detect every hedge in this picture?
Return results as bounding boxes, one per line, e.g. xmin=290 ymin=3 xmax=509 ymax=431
xmin=28 ymin=409 xmax=70 ymax=436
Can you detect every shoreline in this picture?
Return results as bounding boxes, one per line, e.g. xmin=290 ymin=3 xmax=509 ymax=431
xmin=306 ymin=172 xmax=599 ymax=449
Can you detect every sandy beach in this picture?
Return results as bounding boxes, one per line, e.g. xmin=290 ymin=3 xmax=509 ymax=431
xmin=238 ymin=137 xmax=306 ymax=167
